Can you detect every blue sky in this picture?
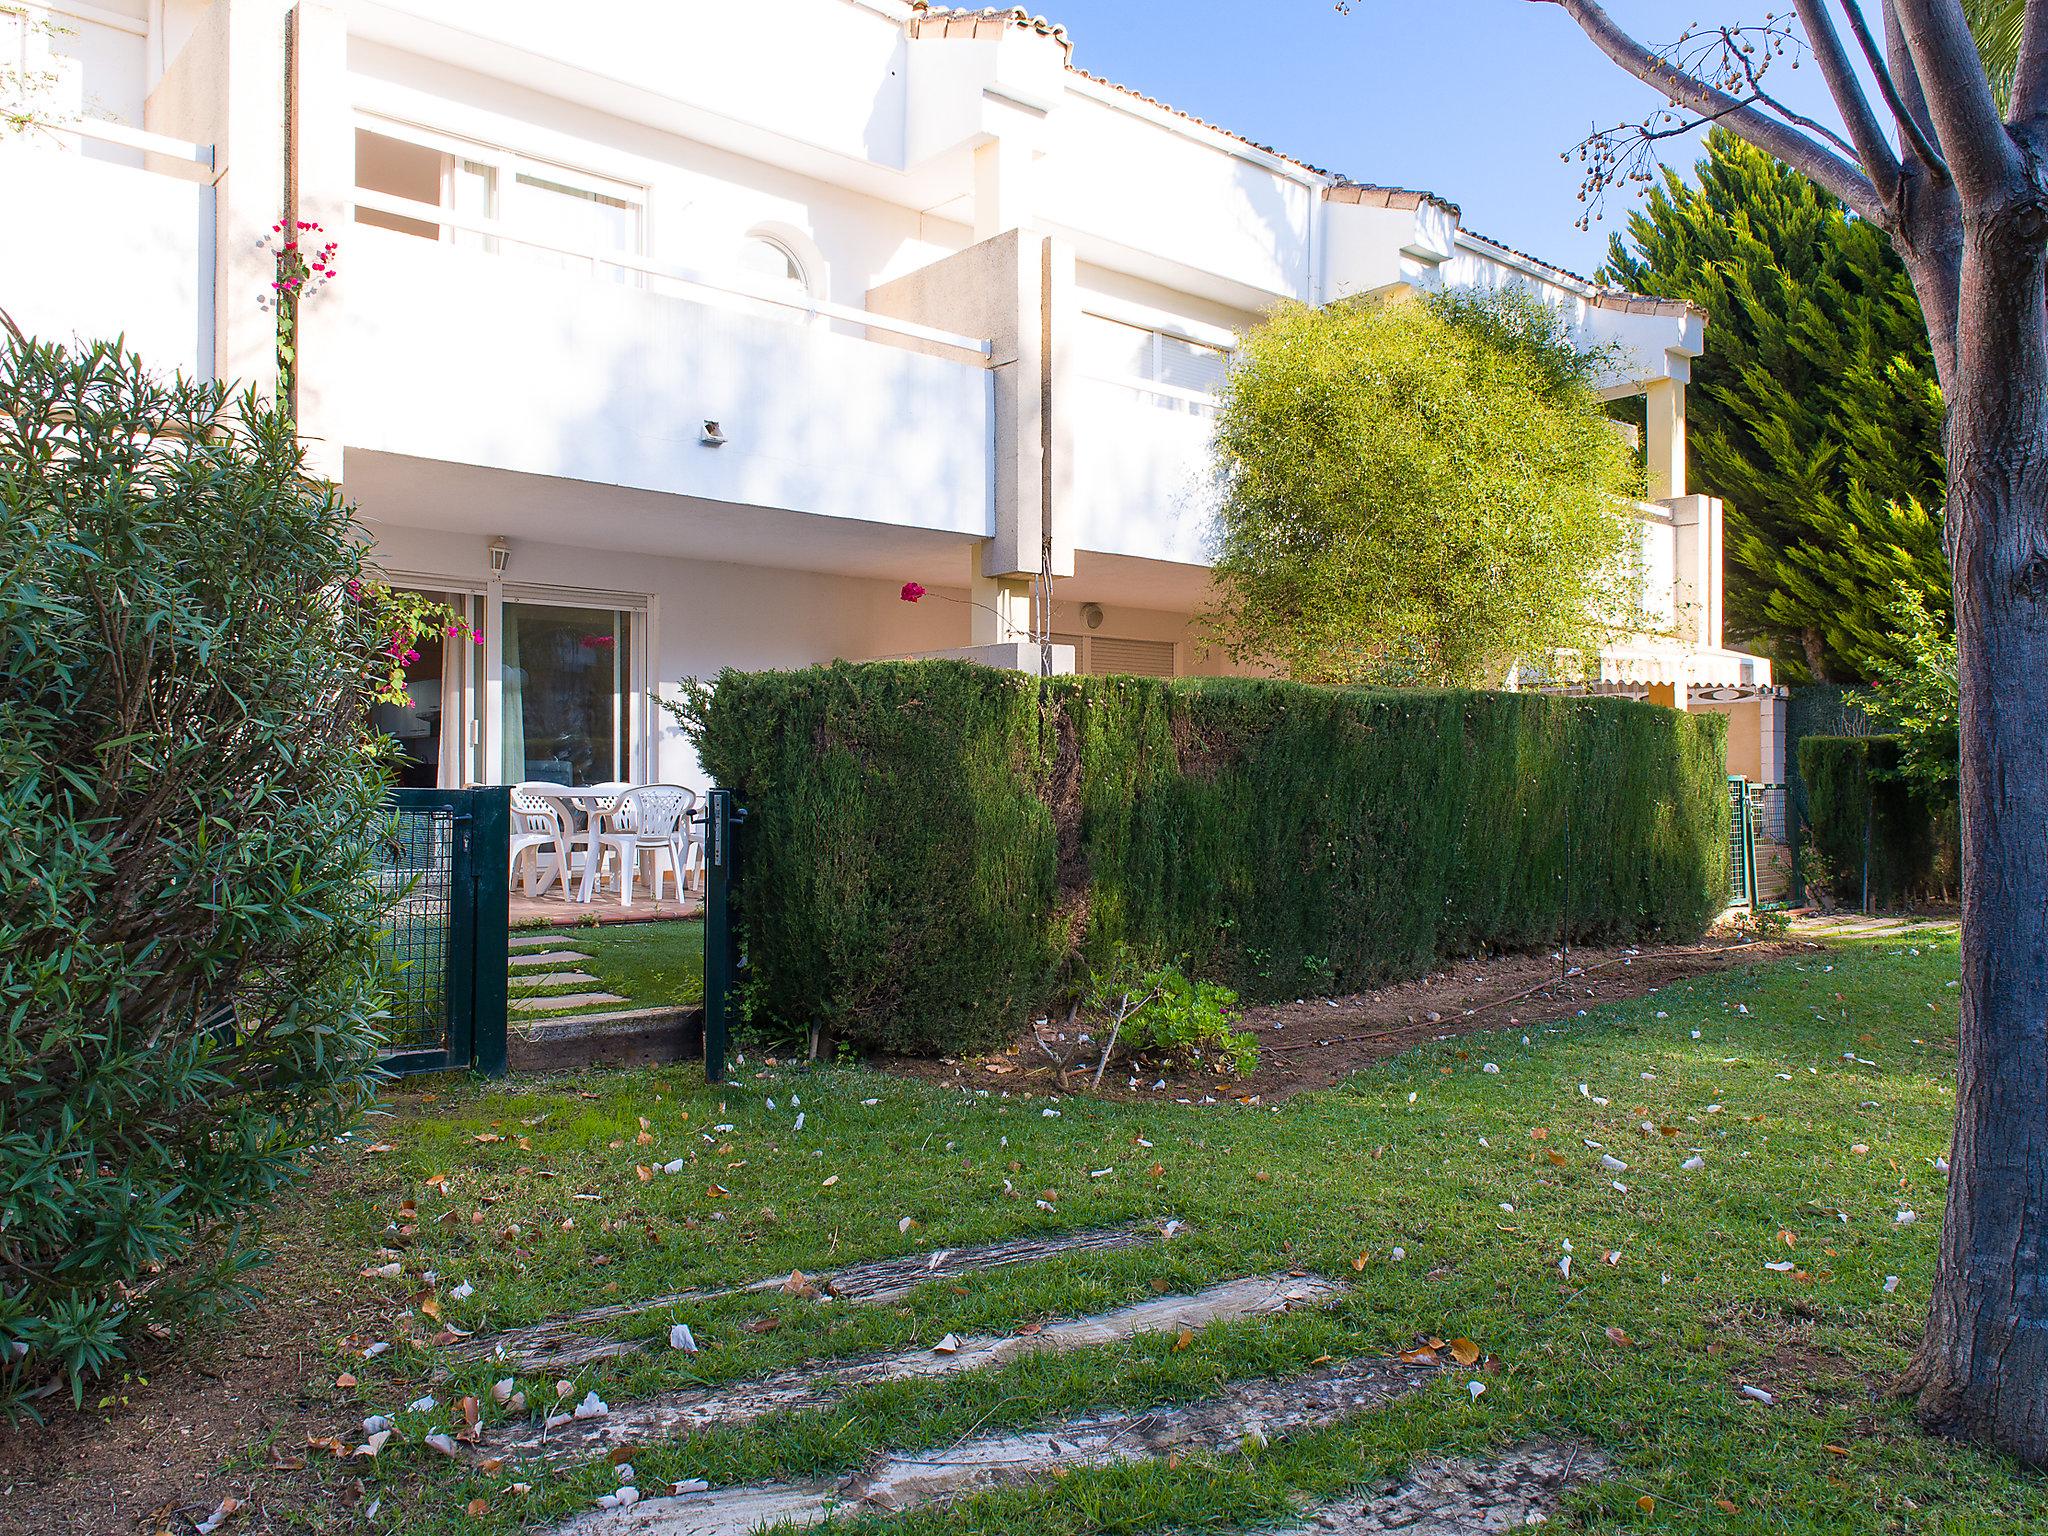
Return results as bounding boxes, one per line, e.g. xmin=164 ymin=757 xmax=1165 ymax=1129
xmin=1043 ymin=1 xmax=1859 ymax=277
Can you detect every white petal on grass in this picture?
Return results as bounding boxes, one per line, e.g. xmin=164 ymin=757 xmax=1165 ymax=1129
xmin=669 ymin=1324 xmax=698 ymax=1353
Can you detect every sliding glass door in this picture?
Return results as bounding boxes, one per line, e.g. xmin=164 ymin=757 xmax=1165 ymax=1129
xmin=499 ymin=601 xmax=636 ymax=786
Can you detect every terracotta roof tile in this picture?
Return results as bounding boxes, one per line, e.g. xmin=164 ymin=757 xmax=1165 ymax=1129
xmin=1459 ymin=228 xmax=1704 ymax=322
xmin=906 ymin=4 xmax=1073 ymax=58
xmin=1325 ymin=181 xmax=1460 ymax=218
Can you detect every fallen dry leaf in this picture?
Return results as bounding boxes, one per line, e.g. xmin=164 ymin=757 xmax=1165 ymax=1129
xmin=1448 ymin=1337 xmax=1481 ymax=1367
xmin=1173 ymin=1327 xmax=1195 ymax=1353
xmin=1604 ymin=1326 xmax=1632 ymax=1348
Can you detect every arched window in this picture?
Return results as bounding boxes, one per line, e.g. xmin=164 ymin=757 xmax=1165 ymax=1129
xmin=736 ymin=234 xmax=809 ymax=298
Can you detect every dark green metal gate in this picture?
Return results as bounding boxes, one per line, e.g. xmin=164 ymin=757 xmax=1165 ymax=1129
xmin=700 ymin=788 xmax=746 ymax=1085
xmin=377 ymin=787 xmax=509 ymax=1076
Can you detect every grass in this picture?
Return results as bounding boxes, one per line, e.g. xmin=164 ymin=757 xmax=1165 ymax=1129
xmin=272 ymin=926 xmax=2048 ymax=1533
xmin=506 ymin=919 xmax=704 ymax=1020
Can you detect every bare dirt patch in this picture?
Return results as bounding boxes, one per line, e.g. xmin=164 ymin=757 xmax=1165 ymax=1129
xmin=894 ymin=932 xmax=1812 ymax=1105
xmin=0 ymin=1162 xmax=381 ymax=1536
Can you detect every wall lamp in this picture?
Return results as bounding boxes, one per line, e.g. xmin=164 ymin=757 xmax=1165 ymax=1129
xmin=488 ymin=536 xmax=510 ymax=576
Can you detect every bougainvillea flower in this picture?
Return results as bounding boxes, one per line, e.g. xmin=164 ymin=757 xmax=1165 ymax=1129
xmin=900 ymin=581 xmax=926 ymax=602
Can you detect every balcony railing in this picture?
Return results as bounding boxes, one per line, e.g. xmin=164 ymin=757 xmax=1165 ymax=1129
xmin=23 ymin=113 xmax=216 ymax=172
xmin=0 ymin=120 xmax=216 ymax=380
xmin=349 ymin=189 xmax=991 ymax=360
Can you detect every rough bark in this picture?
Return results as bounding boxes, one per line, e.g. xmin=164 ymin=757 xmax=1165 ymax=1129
xmin=1533 ymin=0 xmax=2048 ymax=1467
xmin=1898 ymin=197 xmax=2048 ymax=1463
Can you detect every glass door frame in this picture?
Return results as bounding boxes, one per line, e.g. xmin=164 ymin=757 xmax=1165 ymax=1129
xmin=488 ymin=582 xmax=653 ymax=788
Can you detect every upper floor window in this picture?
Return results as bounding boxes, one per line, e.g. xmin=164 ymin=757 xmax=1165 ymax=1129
xmin=736 ymin=235 xmax=809 ymax=299
xmin=354 ymin=121 xmax=644 ymax=279
xmin=1078 ymin=312 xmax=1230 ymax=413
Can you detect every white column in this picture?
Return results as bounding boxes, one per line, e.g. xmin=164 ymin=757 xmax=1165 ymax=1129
xmin=1644 ymin=376 xmax=1687 ymax=502
xmin=972 ymin=133 xmax=1036 ymax=242
xmin=483 ymin=575 xmax=505 ymax=784
xmin=969 ymin=545 xmax=1033 ymax=645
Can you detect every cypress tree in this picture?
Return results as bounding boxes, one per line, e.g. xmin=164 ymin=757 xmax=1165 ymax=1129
xmin=1602 ymin=130 xmax=1948 ymax=682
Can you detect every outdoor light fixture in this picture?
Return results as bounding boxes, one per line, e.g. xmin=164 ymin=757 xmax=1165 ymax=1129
xmin=488 ymin=536 xmax=510 ymax=576
xmin=1082 ymin=602 xmax=1105 ymax=630
xmin=701 ymin=420 xmax=727 ymax=445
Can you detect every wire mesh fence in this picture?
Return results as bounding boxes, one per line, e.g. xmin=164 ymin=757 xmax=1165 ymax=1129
xmin=375 ymin=801 xmax=456 ymax=1059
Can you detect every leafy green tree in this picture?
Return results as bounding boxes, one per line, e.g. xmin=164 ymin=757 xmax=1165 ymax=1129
xmin=1602 ymin=130 xmax=1948 ymax=682
xmin=1859 ymin=586 xmax=1961 ymax=803
xmin=0 ymin=337 xmax=392 ymax=1416
xmin=1205 ymin=287 xmax=1644 ymax=687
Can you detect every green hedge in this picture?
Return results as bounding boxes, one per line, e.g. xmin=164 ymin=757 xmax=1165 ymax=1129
xmin=695 ymin=662 xmax=1730 ymax=1055
xmin=1798 ymin=735 xmax=1953 ymax=907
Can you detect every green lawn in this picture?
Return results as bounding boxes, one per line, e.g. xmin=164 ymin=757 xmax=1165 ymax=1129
xmin=506 ymin=918 xmax=704 ymax=1020
xmin=285 ymin=928 xmax=2047 ymax=1533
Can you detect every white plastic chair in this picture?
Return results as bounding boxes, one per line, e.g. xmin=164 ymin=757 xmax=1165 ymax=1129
xmin=580 ymin=784 xmax=697 ymax=907
xmin=508 ymin=784 xmax=576 ymax=898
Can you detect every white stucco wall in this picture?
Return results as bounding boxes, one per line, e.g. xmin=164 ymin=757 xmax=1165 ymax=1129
xmin=338 ymin=226 xmax=992 ymax=536
xmin=363 ymin=517 xmax=981 ymax=792
xmin=0 ymin=142 xmax=214 ymax=379
xmin=345 ymin=36 xmax=973 ymax=313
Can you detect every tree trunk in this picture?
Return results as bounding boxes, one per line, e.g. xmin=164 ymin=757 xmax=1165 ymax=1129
xmin=1903 ymin=210 xmax=2048 ymax=1464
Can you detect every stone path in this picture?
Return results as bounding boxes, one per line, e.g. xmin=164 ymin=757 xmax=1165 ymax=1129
xmin=507 ymin=941 xmax=628 ymax=1019
xmin=484 ymin=1274 xmax=1345 ymax=1465
xmin=1285 ymin=1438 xmax=1607 ymax=1535
xmin=556 ymin=1355 xmax=1444 ymax=1535
xmin=447 ymin=1219 xmax=1185 ymax=1373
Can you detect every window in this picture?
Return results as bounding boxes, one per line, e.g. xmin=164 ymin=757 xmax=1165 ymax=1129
xmin=1077 ymin=312 xmax=1231 ymax=412
xmin=500 ymin=602 xmax=638 ymax=785
xmin=736 ymin=235 xmax=808 ymax=298
xmin=354 ymin=119 xmax=644 ymax=277
xmin=1053 ymin=633 xmax=1179 ymax=678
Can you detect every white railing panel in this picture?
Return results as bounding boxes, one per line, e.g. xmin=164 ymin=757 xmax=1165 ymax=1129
xmin=0 ymin=141 xmax=215 ymax=380
xmin=338 ymin=228 xmax=992 ymax=539
xmin=1069 ymin=375 xmax=1220 ymax=566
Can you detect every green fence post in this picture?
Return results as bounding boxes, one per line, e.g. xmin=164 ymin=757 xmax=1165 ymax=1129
xmin=703 ymin=789 xmax=744 ymax=1085
xmin=470 ymin=785 xmax=510 ymax=1077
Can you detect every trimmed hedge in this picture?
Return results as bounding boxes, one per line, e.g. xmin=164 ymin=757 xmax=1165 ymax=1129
xmin=1798 ymin=735 xmax=1952 ymax=907
xmin=695 ymin=662 xmax=1730 ymax=1055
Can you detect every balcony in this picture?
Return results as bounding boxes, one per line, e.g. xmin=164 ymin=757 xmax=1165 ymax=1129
xmin=0 ymin=122 xmax=215 ymax=380
xmin=336 ymin=193 xmax=995 ymax=542
xmin=1068 ymin=375 xmax=1222 ymax=567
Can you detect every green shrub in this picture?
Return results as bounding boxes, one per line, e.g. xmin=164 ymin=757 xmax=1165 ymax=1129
xmin=1798 ymin=734 xmax=1953 ymax=908
xmin=0 ymin=338 xmax=391 ymax=1416
xmin=690 ymin=661 xmax=1729 ymax=1056
xmin=1081 ymin=945 xmax=1255 ymax=1079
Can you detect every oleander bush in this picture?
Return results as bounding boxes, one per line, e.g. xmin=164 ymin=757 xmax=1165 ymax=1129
xmin=686 ymin=661 xmax=1730 ymax=1056
xmin=0 ymin=338 xmax=391 ymax=1417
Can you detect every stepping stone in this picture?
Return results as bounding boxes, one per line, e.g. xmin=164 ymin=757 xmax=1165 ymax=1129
xmin=485 ymin=1274 xmax=1348 ymax=1465
xmin=552 ymin=1354 xmax=1440 ymax=1535
xmin=509 ymin=972 xmax=601 ymax=989
xmin=1291 ymin=1437 xmax=1607 ymax=1535
xmin=509 ymin=933 xmax=558 ymax=950
xmin=510 ymin=950 xmax=591 ymax=968
xmin=444 ymin=1219 xmax=1185 ymax=1373
xmin=511 ymin=992 xmax=628 ymax=1013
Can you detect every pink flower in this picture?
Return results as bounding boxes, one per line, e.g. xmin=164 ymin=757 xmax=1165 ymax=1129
xmin=900 ymin=581 xmax=926 ymax=603
xmin=445 ymin=623 xmax=461 ymax=637
xmin=473 ymin=633 xmax=485 ymax=646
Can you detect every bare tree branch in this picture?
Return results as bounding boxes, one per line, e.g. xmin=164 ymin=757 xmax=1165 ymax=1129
xmin=2008 ymin=0 xmax=2048 ymax=131
xmin=1883 ymin=0 xmax=1940 ymax=143
xmin=1530 ymin=0 xmax=1890 ymax=223
xmin=1839 ymin=0 xmax=1951 ymax=179
xmin=1792 ymin=0 xmax=1903 ymax=198
xmin=1893 ymin=0 xmax=2022 ymax=195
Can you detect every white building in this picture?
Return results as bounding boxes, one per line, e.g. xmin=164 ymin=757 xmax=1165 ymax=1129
xmin=2 ymin=0 xmax=1782 ymax=794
